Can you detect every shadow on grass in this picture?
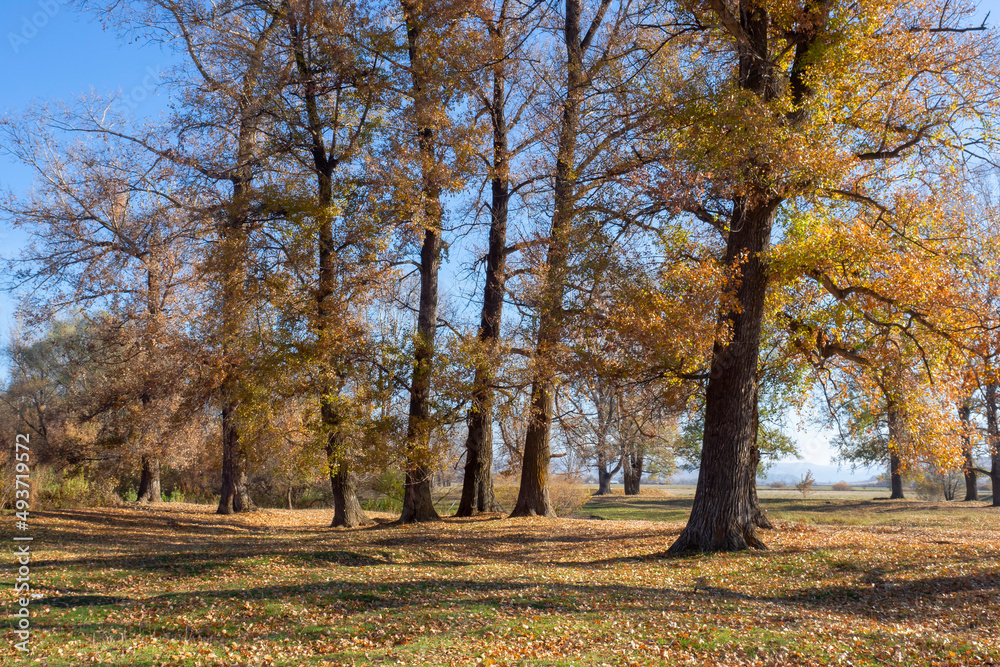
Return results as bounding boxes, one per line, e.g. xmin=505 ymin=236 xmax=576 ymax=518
xmin=66 ymin=568 xmax=996 ymax=630
xmin=35 ymin=594 xmax=131 ymax=608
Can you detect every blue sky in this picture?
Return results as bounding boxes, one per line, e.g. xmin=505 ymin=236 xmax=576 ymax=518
xmin=2 ymin=0 xmax=998 ymax=472
xmin=1 ymin=0 xmax=176 ymax=331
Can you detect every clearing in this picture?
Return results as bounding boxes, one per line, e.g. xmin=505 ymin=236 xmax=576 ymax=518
xmin=2 ymin=494 xmax=999 ymax=666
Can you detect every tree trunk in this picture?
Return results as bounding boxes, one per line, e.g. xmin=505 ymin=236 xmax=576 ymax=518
xmin=667 ymin=196 xmax=778 ymax=552
xmin=512 ymin=385 xmax=557 ymax=516
xmin=457 ymin=38 xmax=509 ymax=517
xmin=215 ymin=79 xmax=261 ymax=515
xmin=623 ymin=453 xmax=642 ymax=495
xmin=401 ymin=464 xmax=438 ymax=522
xmin=887 ymin=402 xmax=905 ymax=500
xmin=960 ymin=401 xmax=978 ymax=502
xmin=136 ymin=455 xmax=161 ymax=503
xmin=592 ymin=401 xmax=622 ymax=497
xmin=218 ymin=394 xmax=254 ymax=514
xmin=666 ymin=4 xmax=781 ymax=553
xmin=457 ymin=404 xmax=501 ymax=514
xmin=511 ymin=0 xmax=588 ymax=518
xmin=326 ymin=420 xmax=372 ymax=527
xmin=397 ymin=221 xmax=443 ymax=524
xmin=596 ymin=464 xmax=614 ymax=495
xmin=986 ymin=383 xmax=1000 ymax=507
xmin=330 ymin=459 xmax=370 ymax=527
xmin=136 ymin=244 xmax=163 ymax=505
xmin=889 ymin=453 xmax=905 ymax=499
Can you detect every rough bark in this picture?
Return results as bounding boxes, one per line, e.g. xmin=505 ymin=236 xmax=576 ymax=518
xmin=960 ymin=401 xmax=978 ymax=502
xmin=398 ymin=0 xmax=443 ymax=523
xmin=623 ymin=453 xmax=642 ymax=495
xmin=667 ymin=3 xmax=799 ymax=553
xmin=667 ymin=197 xmax=777 ymax=553
xmin=457 ymin=407 xmax=501 ymax=514
xmin=511 ymin=0 xmax=588 ymax=519
xmin=457 ymin=35 xmax=509 ymax=516
xmin=136 ymin=455 xmax=162 ymax=503
xmin=324 ymin=408 xmax=371 ymax=527
xmin=329 ymin=445 xmax=371 ymax=528
xmin=887 ymin=401 xmax=905 ymax=500
xmin=218 ymin=395 xmax=254 ymax=514
xmin=986 ymin=383 xmax=1000 ymax=507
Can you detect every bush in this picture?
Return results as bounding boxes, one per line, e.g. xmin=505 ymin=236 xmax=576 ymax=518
xmin=769 ymin=481 xmax=786 ymax=489
xmin=360 ymin=469 xmax=404 ymax=513
xmin=796 ymin=470 xmax=815 ymax=498
xmin=493 ymin=477 xmax=591 ymax=516
xmin=831 ymin=481 xmax=852 ymax=492
xmin=32 ymin=466 xmax=120 ymax=509
xmin=915 ymin=476 xmax=944 ymax=501
xmin=548 ymin=477 xmax=592 ymax=516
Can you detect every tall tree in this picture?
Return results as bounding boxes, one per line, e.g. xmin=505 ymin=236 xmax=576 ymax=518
xmin=456 ymin=0 xmax=541 ymax=516
xmin=0 ymin=111 xmax=200 ymax=502
xmin=78 ymin=0 xmax=291 ymax=513
xmin=395 ymin=0 xmax=478 ymax=522
xmin=654 ymin=0 xmax=1000 ymax=552
xmin=277 ymin=0 xmax=388 ymax=527
xmin=511 ymin=0 xmax=653 ymax=517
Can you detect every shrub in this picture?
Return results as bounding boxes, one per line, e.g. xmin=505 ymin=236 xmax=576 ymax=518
xmin=548 ymin=477 xmax=592 ymax=516
xmin=493 ymin=478 xmax=591 ymax=516
xmin=33 ymin=466 xmax=120 ymax=509
xmin=769 ymin=481 xmax=786 ymax=489
xmin=915 ymin=476 xmax=944 ymax=501
xmin=831 ymin=481 xmax=852 ymax=492
xmin=796 ymin=470 xmax=815 ymax=498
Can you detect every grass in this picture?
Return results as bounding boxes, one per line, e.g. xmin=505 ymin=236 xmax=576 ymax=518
xmin=2 ymin=492 xmax=999 ymax=666
xmin=582 ymin=489 xmax=999 ymax=527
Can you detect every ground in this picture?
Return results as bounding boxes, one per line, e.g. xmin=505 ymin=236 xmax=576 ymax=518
xmin=2 ymin=489 xmax=999 ymax=666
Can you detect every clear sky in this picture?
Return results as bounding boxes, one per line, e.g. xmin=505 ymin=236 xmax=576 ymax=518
xmin=2 ymin=0 xmax=998 ymax=471
xmin=1 ymin=0 xmax=177 ymax=331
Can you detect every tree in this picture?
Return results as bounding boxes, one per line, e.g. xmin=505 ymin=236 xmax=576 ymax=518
xmin=652 ymin=0 xmax=1000 ymax=552
xmin=1 ymin=110 xmax=202 ymax=502
xmin=456 ymin=0 xmax=541 ymax=517
xmin=795 ymin=470 xmax=815 ymax=498
xmin=274 ymin=0 xmax=391 ymax=528
xmin=512 ymin=0 xmax=663 ymax=517
xmin=77 ymin=0 xmax=293 ymax=513
xmin=392 ymin=0 xmax=480 ymax=523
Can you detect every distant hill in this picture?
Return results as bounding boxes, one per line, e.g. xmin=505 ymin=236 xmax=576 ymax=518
xmin=666 ymin=461 xmax=887 ymax=486
xmin=759 ymin=461 xmax=883 ymax=485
